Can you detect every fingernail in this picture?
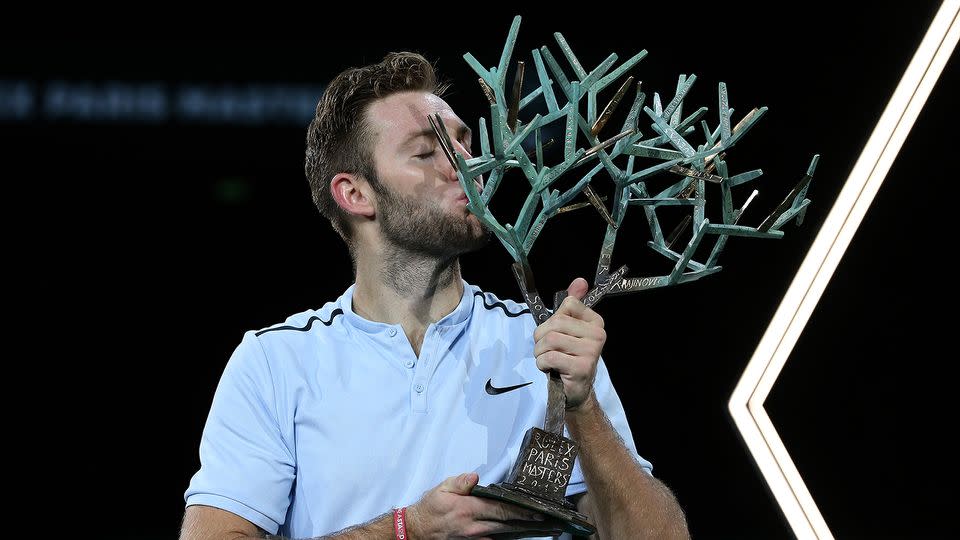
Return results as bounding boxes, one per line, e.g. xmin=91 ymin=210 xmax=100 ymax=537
xmin=532 ymin=513 xmax=546 ymax=521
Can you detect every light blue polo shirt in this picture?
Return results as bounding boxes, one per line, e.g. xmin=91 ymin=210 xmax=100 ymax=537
xmin=185 ymin=279 xmax=652 ymax=538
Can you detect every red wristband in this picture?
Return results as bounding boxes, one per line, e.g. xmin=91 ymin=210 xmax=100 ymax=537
xmin=393 ymin=507 xmax=408 ymax=540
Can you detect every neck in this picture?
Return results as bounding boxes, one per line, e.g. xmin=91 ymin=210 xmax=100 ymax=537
xmin=352 ymin=243 xmax=465 ymax=351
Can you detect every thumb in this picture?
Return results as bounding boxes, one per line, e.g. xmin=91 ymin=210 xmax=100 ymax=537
xmin=441 ymin=472 xmax=479 ymax=494
xmin=567 ymin=277 xmax=589 ymax=301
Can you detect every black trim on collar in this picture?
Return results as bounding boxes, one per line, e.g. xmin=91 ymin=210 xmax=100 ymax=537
xmin=256 ymin=309 xmax=343 ymax=336
xmin=474 ymin=291 xmax=530 ymax=317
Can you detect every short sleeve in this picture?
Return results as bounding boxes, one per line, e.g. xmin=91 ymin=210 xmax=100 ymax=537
xmin=564 ymin=355 xmax=653 ymax=499
xmin=184 ymin=331 xmax=295 ymax=534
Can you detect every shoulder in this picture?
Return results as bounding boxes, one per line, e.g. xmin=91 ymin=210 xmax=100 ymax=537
xmin=220 ymin=301 xmax=344 ymax=386
xmin=252 ymin=296 xmax=346 ymax=349
xmin=253 ymin=302 xmax=344 ymax=339
xmin=239 ymin=299 xmax=347 ymax=367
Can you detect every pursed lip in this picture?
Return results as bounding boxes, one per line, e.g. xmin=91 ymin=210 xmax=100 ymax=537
xmin=455 ymin=182 xmax=484 ymax=203
xmin=463 ymin=182 xmax=485 ymax=197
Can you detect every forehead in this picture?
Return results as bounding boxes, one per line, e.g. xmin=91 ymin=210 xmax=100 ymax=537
xmin=366 ymin=91 xmax=464 ymax=148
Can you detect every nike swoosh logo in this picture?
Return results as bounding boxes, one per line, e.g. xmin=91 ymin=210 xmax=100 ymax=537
xmin=485 ymin=378 xmax=533 ymax=395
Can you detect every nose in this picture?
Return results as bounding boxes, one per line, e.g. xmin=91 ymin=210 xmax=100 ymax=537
xmin=448 ymin=139 xmax=485 ymax=191
xmin=451 ymin=138 xmax=472 ymax=159
xmin=435 ymin=134 xmax=484 ymax=191
xmin=440 ymin=138 xmax=473 ymax=181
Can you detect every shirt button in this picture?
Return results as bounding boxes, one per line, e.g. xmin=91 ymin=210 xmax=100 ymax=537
xmin=405 ymin=360 xmax=415 ymax=368
xmin=388 ymin=328 xmax=397 ymax=337
xmin=414 ymin=383 xmax=424 ymax=393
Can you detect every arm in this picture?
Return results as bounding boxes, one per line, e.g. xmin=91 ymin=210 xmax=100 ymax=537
xmin=180 ymin=474 xmax=564 ymax=540
xmin=534 ymin=278 xmax=689 ymax=540
xmin=566 ymin=396 xmax=688 ymax=539
xmin=178 ymin=504 xmax=394 ymax=540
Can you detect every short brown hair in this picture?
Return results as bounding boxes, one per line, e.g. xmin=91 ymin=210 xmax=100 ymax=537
xmin=304 ymin=51 xmax=451 ymax=249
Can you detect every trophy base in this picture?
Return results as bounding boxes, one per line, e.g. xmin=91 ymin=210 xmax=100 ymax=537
xmin=472 ymin=482 xmax=596 ymax=536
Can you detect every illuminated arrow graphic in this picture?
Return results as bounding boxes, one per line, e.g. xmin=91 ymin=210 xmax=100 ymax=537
xmin=728 ymin=3 xmax=960 ymax=538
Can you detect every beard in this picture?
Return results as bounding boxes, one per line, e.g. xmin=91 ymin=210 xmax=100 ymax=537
xmin=373 ymin=178 xmax=491 ymax=259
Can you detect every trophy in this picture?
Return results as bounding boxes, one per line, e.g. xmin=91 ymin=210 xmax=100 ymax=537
xmin=429 ymin=15 xmax=818 ymax=535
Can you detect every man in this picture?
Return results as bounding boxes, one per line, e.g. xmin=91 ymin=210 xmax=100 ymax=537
xmin=181 ymin=51 xmax=688 ymax=539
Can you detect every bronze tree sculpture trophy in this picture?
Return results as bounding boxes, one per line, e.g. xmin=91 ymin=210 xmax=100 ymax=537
xmin=429 ymin=15 xmax=818 ymax=535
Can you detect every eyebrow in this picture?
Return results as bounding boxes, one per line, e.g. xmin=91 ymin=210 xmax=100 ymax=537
xmin=402 ymin=122 xmax=472 ymax=149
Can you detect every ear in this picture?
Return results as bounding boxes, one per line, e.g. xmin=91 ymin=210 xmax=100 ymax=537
xmin=330 ymin=173 xmax=376 ymax=218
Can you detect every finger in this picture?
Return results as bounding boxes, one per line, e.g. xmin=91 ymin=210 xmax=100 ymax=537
xmin=468 ymin=519 xmax=567 ymax=537
xmin=440 ymin=472 xmax=479 ymax=494
xmin=535 ymin=350 xmax=579 ymax=374
xmin=489 ymin=533 xmax=564 ymax=540
xmin=555 ymin=295 xmax=604 ymax=327
xmin=489 ymin=527 xmax=567 ymax=539
xmin=535 ymin=314 xmax=604 ymax=342
xmin=567 ymin=277 xmax=589 ymax=300
xmin=534 ymin=332 xmax=597 ymax=359
xmin=470 ymin=498 xmax=547 ymax=523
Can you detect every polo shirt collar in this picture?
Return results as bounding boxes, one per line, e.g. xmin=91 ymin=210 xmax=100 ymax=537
xmin=340 ymin=278 xmax=474 ymax=335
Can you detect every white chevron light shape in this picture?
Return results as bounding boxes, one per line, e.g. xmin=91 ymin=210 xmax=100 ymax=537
xmin=728 ymin=3 xmax=960 ymax=538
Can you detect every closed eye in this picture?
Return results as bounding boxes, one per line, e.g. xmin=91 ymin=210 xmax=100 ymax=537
xmin=416 ymin=139 xmax=472 ymax=160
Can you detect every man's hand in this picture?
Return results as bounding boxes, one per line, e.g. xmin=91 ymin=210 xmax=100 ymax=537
xmin=406 ymin=472 xmax=564 ymax=539
xmin=533 ymin=277 xmax=606 ymax=412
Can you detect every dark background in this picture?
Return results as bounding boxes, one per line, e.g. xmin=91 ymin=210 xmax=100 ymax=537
xmin=4 ymin=3 xmax=955 ymax=538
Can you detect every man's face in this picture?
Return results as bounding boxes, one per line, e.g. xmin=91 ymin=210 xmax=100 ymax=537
xmin=364 ymin=91 xmax=489 ymax=258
